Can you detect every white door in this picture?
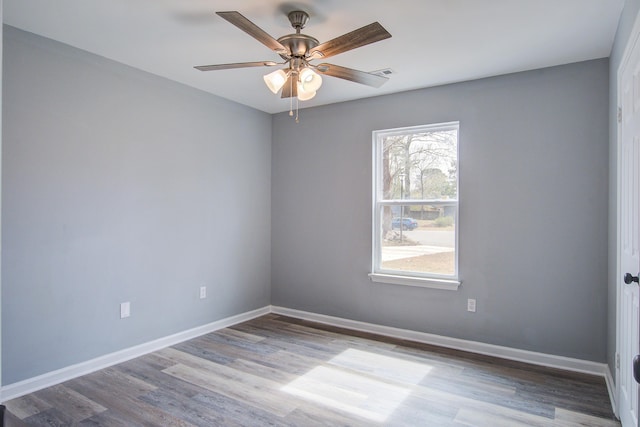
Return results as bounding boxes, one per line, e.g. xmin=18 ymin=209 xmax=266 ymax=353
xmin=619 ymin=24 xmax=640 ymax=427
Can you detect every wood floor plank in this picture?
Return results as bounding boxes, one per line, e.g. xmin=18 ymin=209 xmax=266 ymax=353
xmin=4 ymin=394 xmax=52 ymax=420
xmin=190 ymin=391 xmax=291 ymax=427
xmin=278 ymin=319 xmax=398 ymax=352
xmin=22 ymin=407 xmax=79 ymax=426
xmin=204 ymin=329 xmax=281 ymax=355
xmin=420 ymin=372 xmax=542 ymax=416
xmin=226 ymin=357 xmax=299 ymax=384
xmin=77 ymin=408 xmax=148 ymax=427
xmin=171 ymin=340 xmax=236 ymax=365
xmin=454 ymin=406 xmax=548 ymax=427
xmin=215 ymin=327 xmax=267 ymax=343
xmin=113 ymin=357 xmax=207 ymax=400
xmin=382 ymin=394 xmax=460 ymax=427
xmin=162 ymin=363 xmax=299 ymax=418
xmin=189 ymin=334 xmax=279 ymax=364
xmin=158 ymin=348 xmax=305 ymax=417
xmin=65 ymin=375 xmax=194 ymax=427
xmin=260 ymin=349 xmax=333 ymax=377
xmin=138 ymin=388 xmax=247 ymax=427
xmin=413 ymin=378 xmax=555 ymax=420
xmin=232 ymin=321 xmax=340 ymax=357
xmin=3 ymin=408 xmax=30 ymax=427
xmin=327 ymin=346 xmax=448 ymax=386
xmin=553 ymin=407 xmax=621 ymax=427
xmin=84 ymin=367 xmax=158 ymax=398
xmin=284 ymin=401 xmax=378 ymax=426
xmin=32 ymin=384 xmax=107 ymax=423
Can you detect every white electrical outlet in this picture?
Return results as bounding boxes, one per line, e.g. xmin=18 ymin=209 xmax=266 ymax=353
xmin=120 ymin=302 xmax=131 ymax=319
xmin=200 ymin=286 xmax=207 ymax=299
xmin=467 ymin=299 xmax=476 ymax=313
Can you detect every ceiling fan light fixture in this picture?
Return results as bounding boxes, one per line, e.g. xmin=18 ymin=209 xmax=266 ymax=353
xmin=263 ymin=69 xmax=288 ymax=94
xmin=299 ymin=67 xmax=322 ymax=92
xmin=297 ymin=83 xmax=316 ymax=101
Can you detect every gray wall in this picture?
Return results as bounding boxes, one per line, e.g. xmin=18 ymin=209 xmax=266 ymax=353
xmin=272 ymin=59 xmax=610 ymax=362
xmin=608 ymin=0 xmax=639 ymax=378
xmin=2 ymin=26 xmax=272 ymax=385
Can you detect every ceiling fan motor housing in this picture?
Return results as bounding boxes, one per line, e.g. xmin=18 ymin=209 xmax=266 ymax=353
xmin=277 ymin=33 xmax=319 ymax=58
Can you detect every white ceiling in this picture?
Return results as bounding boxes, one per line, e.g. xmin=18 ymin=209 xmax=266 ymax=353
xmin=4 ymin=0 xmax=624 ymax=114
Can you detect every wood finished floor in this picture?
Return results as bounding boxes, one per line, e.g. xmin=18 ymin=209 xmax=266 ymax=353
xmin=5 ymin=314 xmax=620 ymax=426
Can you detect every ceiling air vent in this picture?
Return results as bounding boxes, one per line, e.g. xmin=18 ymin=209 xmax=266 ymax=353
xmin=370 ymin=68 xmax=395 ymax=77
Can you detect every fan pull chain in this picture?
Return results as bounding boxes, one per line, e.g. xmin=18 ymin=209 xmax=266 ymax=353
xmin=289 ymin=76 xmax=294 ymax=117
xmin=295 ymin=97 xmax=299 ymax=123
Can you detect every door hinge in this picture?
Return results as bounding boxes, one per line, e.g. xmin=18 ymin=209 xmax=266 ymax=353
xmin=617 ymin=352 xmax=621 ymax=369
xmin=618 ymin=107 xmax=623 ymax=123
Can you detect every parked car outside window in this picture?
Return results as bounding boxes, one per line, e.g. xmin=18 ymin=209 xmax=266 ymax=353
xmin=391 ymin=217 xmax=418 ymax=230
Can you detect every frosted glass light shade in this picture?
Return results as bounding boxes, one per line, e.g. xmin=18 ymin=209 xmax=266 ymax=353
xmin=297 ymin=82 xmax=316 ymax=101
xmin=299 ymin=68 xmax=323 ymax=92
xmin=263 ymin=69 xmax=288 ymax=94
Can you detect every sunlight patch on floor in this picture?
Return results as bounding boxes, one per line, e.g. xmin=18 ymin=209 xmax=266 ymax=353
xmin=281 ymin=348 xmax=432 ymax=422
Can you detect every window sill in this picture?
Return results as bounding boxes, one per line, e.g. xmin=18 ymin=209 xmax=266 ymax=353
xmin=368 ymin=273 xmax=461 ymax=291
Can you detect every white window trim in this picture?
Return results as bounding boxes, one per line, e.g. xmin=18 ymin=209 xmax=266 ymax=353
xmin=368 ymin=273 xmax=461 ymax=290
xmin=370 ymin=122 xmax=460 ymax=291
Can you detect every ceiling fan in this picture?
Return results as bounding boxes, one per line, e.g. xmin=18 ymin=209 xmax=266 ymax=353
xmin=195 ymin=10 xmax=392 ymax=111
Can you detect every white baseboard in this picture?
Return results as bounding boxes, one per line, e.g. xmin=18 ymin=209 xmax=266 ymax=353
xmin=271 ymin=306 xmax=610 ymax=377
xmin=604 ymin=365 xmax=618 ymax=417
xmin=1 ymin=306 xmax=271 ymax=402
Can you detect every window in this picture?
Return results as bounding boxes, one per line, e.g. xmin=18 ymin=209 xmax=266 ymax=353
xmin=370 ymin=122 xmax=459 ymax=290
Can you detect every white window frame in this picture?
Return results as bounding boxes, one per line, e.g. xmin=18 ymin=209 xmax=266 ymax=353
xmin=369 ymin=122 xmax=461 ymax=290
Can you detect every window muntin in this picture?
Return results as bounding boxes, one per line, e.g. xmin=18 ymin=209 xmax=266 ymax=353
xmin=372 ymin=123 xmax=459 ymax=284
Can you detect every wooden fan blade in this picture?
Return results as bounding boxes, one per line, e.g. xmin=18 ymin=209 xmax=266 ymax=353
xmin=217 ymin=11 xmax=288 ymax=54
xmin=309 ymin=22 xmax=391 ymax=59
xmin=194 ymin=61 xmax=277 ymax=71
xmin=316 ymin=63 xmax=389 ymax=88
xmin=281 ymin=75 xmax=298 ymax=98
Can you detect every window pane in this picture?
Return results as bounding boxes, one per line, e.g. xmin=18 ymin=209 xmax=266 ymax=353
xmin=380 ymin=204 xmax=456 ymax=276
xmin=382 ymin=129 xmax=457 ymax=201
